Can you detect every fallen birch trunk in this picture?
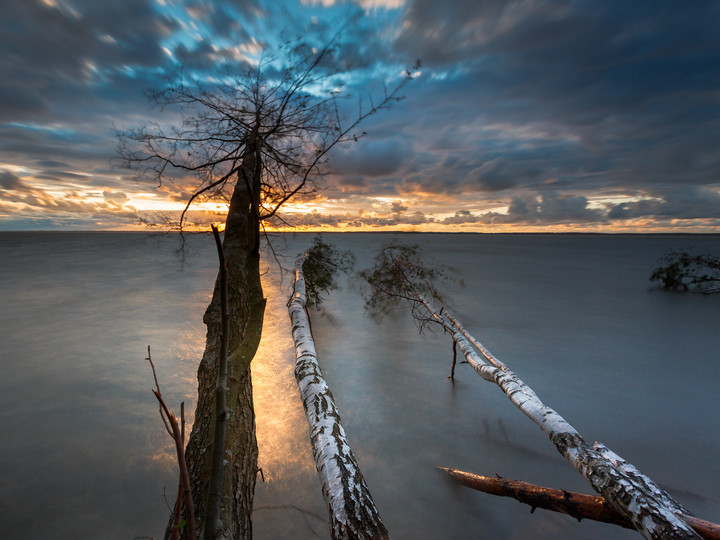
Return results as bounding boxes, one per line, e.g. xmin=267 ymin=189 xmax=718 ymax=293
xmin=593 ymin=442 xmax=692 ymax=517
xmin=439 ymin=468 xmax=720 ymax=540
xmin=415 ymin=295 xmax=700 ymax=540
xmin=288 ymin=251 xmax=389 ymax=540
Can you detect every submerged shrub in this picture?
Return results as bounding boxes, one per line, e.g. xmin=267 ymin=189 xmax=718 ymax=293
xmin=301 ymin=235 xmax=355 ymax=307
xmin=650 ymin=251 xmax=720 ymax=294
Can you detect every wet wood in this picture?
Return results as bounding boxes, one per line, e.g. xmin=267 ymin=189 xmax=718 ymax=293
xmin=440 ymin=468 xmax=720 ymax=540
xmin=414 ymin=297 xmax=700 ymax=539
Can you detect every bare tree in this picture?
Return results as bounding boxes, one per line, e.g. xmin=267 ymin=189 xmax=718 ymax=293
xmin=119 ymin=39 xmax=414 ymax=540
xmin=119 ymin=41 xmax=416 ymax=242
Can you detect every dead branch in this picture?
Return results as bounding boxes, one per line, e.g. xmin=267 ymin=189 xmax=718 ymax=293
xmin=146 ymin=346 xmax=197 ymax=540
xmin=203 ymin=225 xmax=230 ymax=539
xmin=439 ymin=467 xmax=720 ymax=540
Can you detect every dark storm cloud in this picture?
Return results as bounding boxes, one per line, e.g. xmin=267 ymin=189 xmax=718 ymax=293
xmin=443 ymin=210 xmax=477 ymax=225
xmin=480 ymin=192 xmax=605 ymax=225
xmin=0 ymin=0 xmax=177 ymax=121
xmin=1 ymin=0 xmax=719 ymax=229
xmin=608 ymin=186 xmax=720 ymax=221
xmin=0 ymin=170 xmax=28 ymax=191
xmin=386 ymin=0 xmax=720 ymax=222
xmin=330 ymin=137 xmax=409 ymax=177
xmin=399 ymin=151 xmax=549 ymax=196
xmin=390 ymin=201 xmax=407 ymax=214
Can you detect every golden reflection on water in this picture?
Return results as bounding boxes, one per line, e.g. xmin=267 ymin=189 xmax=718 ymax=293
xmin=147 ymin=268 xmax=316 ymax=482
xmin=252 ymin=273 xmax=317 ymax=484
xmin=252 ymin=270 xmax=328 ymax=538
xmin=147 ymin=264 xmax=324 ymax=537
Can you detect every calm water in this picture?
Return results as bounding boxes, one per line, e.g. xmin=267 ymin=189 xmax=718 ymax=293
xmin=0 ymin=232 xmax=718 ymax=539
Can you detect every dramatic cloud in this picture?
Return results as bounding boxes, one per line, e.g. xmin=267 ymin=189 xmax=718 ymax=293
xmin=443 ymin=210 xmax=478 ymax=225
xmin=480 ymin=192 xmax=605 ymax=225
xmin=0 ymin=170 xmax=27 ymax=191
xmin=1 ymin=0 xmax=718 ymax=231
xmin=608 ymin=187 xmax=720 ymax=221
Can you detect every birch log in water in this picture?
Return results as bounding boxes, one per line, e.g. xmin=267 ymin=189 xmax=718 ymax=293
xmin=288 ymin=251 xmax=389 ymax=540
xmin=592 ymin=442 xmax=692 ymax=517
xmin=361 ymin=245 xmax=703 ymax=538
xmin=415 ymin=296 xmax=700 ymax=540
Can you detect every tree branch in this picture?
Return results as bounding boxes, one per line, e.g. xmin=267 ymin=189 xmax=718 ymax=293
xmin=439 ymin=468 xmax=720 ymax=540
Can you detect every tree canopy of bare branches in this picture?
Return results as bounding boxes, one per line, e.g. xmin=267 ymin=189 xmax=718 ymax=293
xmin=118 ymin=39 xmax=417 ymax=238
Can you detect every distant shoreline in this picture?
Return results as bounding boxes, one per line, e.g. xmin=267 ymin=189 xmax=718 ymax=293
xmin=1 ymin=230 xmax=718 ymax=236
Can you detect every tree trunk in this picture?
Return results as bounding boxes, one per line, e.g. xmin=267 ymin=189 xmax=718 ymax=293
xmin=288 ymin=251 xmax=389 ymax=540
xmin=178 ymin=140 xmax=266 ymax=539
xmin=417 ymin=297 xmax=700 ymax=540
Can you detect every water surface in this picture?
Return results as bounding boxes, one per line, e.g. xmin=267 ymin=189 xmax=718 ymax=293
xmin=0 ymin=232 xmax=718 ymax=539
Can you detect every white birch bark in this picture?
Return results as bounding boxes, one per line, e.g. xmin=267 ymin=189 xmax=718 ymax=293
xmin=288 ymin=252 xmax=389 ymax=540
xmin=417 ymin=296 xmax=699 ymax=540
xmin=593 ymin=442 xmax=692 ymax=516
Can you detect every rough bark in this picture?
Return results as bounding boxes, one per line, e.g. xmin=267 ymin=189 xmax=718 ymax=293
xmin=439 ymin=468 xmax=720 ymax=540
xmin=178 ymin=140 xmax=266 ymax=540
xmin=592 ymin=442 xmax=692 ymax=517
xmin=288 ymin=251 xmax=389 ymax=540
xmin=203 ymin=225 xmax=231 ymax=539
xmin=417 ymin=297 xmax=700 ymax=540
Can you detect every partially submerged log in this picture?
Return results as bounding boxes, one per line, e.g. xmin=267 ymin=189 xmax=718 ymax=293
xmin=439 ymin=468 xmax=720 ymax=540
xmin=288 ymin=251 xmax=389 ymax=540
xmin=420 ymin=298 xmax=700 ymax=539
xmin=361 ymin=244 xmax=700 ymax=540
xmin=593 ymin=442 xmax=692 ymax=517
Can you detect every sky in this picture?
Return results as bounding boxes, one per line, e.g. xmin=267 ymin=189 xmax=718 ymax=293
xmin=1 ymin=0 xmax=719 ymax=232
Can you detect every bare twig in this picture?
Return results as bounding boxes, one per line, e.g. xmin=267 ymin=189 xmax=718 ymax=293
xmin=449 ymin=339 xmax=457 ymax=381
xmin=146 ymin=346 xmax=198 ymax=540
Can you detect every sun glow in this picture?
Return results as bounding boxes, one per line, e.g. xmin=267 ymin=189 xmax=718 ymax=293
xmin=127 ymin=195 xmax=229 ymax=213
